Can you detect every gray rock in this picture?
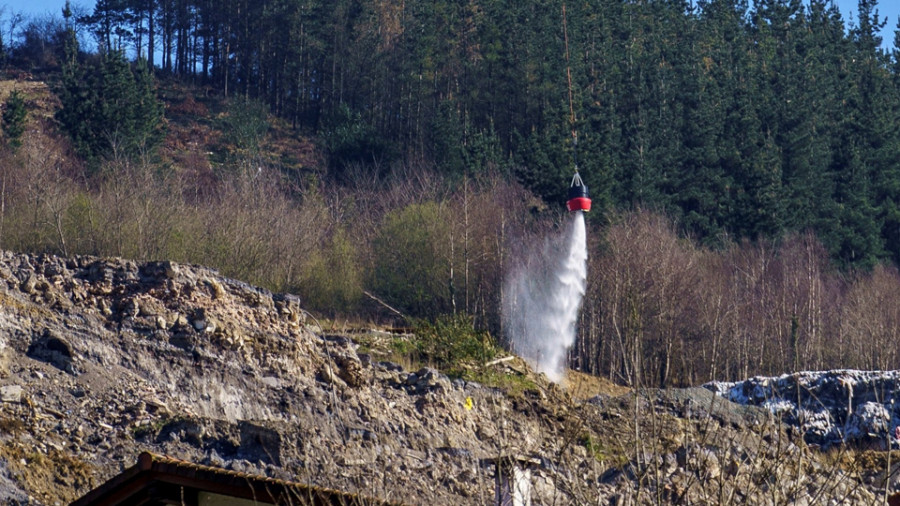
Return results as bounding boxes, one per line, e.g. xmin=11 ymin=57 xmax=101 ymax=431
xmin=408 ymin=367 xmax=451 ymax=393
xmin=140 ymin=261 xmax=179 ymax=280
xmin=260 ymin=376 xmax=281 ymax=389
xmin=333 ymin=353 xmax=364 ymax=388
xmin=169 ymin=332 xmax=196 ymax=351
xmin=319 ymin=364 xmax=347 ymax=387
xmin=239 ymin=421 xmax=282 ymax=466
xmin=120 ymin=298 xmax=140 ymax=318
xmin=378 ymin=361 xmax=403 ymax=372
xmin=158 ymin=418 xmax=204 ymax=446
xmin=347 ymin=426 xmax=378 ymax=442
xmin=0 ymin=385 xmax=23 ymax=403
xmin=19 ymin=276 xmax=37 ymax=294
xmin=706 ymin=370 xmax=900 ymax=448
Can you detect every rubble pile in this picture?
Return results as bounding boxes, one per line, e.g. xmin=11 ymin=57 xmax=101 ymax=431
xmin=707 ymin=370 xmax=900 ymax=449
xmin=0 ymin=251 xmax=887 ymax=504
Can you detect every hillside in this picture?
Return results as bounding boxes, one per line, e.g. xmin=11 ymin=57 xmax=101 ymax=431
xmin=48 ymin=0 xmax=900 ymax=270
xmin=0 ymin=250 xmax=892 ymax=505
xmin=1 ymin=64 xmax=900 ymax=504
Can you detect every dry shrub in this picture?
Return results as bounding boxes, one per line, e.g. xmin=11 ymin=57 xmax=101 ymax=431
xmin=577 ymin=208 xmax=900 ymax=386
xmin=587 ymin=209 xmax=698 ymax=387
xmin=6 ymin=123 xmax=900 ymax=389
xmin=168 ymin=93 xmax=209 ymax=116
xmin=0 ymin=130 xmax=84 ymax=256
xmin=296 ymin=226 xmax=363 ymax=316
xmin=0 ymin=134 xmax=330 ymax=296
xmin=165 ymin=168 xmax=327 ymax=292
xmin=840 ymin=265 xmax=900 ymax=370
xmin=445 ymin=174 xmax=538 ymax=330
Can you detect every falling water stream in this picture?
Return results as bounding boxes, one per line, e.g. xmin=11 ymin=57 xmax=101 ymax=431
xmin=503 ymin=211 xmax=587 ymax=383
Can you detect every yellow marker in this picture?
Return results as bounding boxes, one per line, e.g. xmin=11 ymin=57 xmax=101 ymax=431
xmin=464 ymin=397 xmax=473 ymax=411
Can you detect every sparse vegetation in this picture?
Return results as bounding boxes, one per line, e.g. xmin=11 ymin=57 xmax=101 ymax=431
xmin=412 ymin=313 xmax=499 ymax=369
xmin=0 ymin=417 xmax=25 ymax=436
xmin=460 ymin=367 xmax=539 ymax=398
xmin=3 ymin=78 xmax=900 ymax=390
xmin=0 ymin=443 xmax=95 ymax=503
xmin=579 ymin=433 xmax=628 ymax=467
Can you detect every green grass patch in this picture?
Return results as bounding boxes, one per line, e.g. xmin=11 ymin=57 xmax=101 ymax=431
xmin=455 ymin=368 xmax=538 ymax=399
xmin=579 ymin=433 xmax=628 ymax=466
xmin=412 ymin=313 xmax=499 ymax=367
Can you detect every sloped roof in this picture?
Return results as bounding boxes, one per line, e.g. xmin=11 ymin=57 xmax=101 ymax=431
xmin=70 ymin=452 xmax=399 ymax=506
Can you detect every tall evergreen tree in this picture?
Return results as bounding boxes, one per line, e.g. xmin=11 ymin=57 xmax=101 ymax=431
xmin=2 ymin=90 xmax=27 ymax=150
xmin=57 ymin=49 xmax=164 ymax=164
xmin=671 ymin=0 xmax=745 ymax=241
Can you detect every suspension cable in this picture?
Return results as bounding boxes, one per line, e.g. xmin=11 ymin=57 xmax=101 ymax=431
xmin=562 ymin=3 xmax=579 ymax=172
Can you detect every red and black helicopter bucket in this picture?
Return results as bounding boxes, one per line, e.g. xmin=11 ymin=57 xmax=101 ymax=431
xmin=566 ymin=171 xmax=591 ymax=212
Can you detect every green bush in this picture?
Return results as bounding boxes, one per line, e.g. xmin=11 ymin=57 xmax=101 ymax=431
xmin=222 ymin=96 xmax=269 ymax=168
xmin=298 ymin=227 xmax=363 ymax=315
xmin=2 ymin=90 xmax=26 ymax=149
xmin=414 ymin=313 xmax=498 ymax=368
xmin=371 ymin=201 xmax=451 ymax=318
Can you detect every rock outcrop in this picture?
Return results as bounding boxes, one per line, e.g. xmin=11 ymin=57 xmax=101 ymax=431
xmin=707 ymin=370 xmax=900 ymax=449
xmin=0 ymin=251 xmax=887 ymax=504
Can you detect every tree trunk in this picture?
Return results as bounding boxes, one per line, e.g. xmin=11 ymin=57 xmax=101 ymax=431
xmin=147 ymin=0 xmax=155 ymax=68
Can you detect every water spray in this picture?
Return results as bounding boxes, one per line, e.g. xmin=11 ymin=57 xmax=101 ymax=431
xmin=503 ymin=212 xmax=587 ymax=383
xmin=502 ymin=3 xmax=589 ymax=384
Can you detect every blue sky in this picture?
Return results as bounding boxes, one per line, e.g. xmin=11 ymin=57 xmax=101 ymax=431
xmin=833 ymin=0 xmax=900 ymax=48
xmin=3 ymin=0 xmax=88 ymax=18
xmin=2 ymin=0 xmax=900 ymax=50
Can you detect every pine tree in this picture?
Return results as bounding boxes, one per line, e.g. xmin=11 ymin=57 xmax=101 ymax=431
xmin=671 ymin=0 xmax=744 ymax=242
xmin=57 ymin=27 xmax=101 ymax=161
xmin=57 ymin=49 xmax=164 ymax=164
xmin=99 ymin=50 xmax=140 ymax=156
xmin=2 ymin=91 xmax=27 ymax=150
xmin=777 ymin=0 xmax=840 ymax=235
xmin=82 ymin=0 xmax=131 ymax=52
xmin=883 ymin=16 xmax=900 ymax=263
xmin=823 ymin=0 xmax=893 ymax=268
xmin=131 ymin=57 xmax=165 ymax=152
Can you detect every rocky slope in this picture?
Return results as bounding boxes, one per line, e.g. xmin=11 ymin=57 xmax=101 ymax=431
xmin=0 ymin=251 xmax=889 ymax=504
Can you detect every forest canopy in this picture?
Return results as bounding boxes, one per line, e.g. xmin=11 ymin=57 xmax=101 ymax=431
xmin=21 ymin=0 xmax=894 ymax=268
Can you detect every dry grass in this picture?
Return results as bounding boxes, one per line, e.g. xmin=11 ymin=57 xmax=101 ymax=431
xmin=0 ymin=80 xmax=57 ymax=114
xmin=565 ymin=368 xmax=631 ymax=400
xmin=0 ymin=443 xmax=95 ymax=503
